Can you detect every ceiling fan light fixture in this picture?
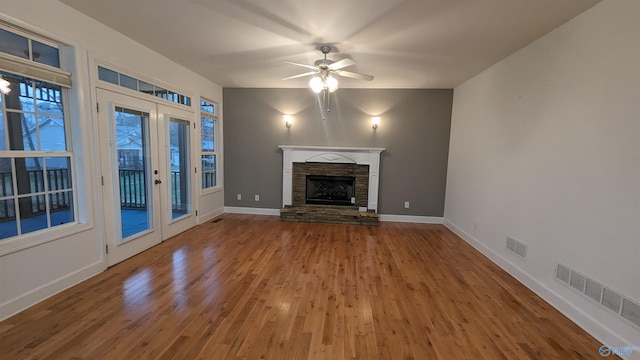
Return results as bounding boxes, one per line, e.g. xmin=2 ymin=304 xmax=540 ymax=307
xmin=0 ymin=77 xmax=10 ymax=95
xmin=309 ymin=75 xmax=339 ymax=93
xmin=309 ymin=76 xmax=324 ymax=93
xmin=284 ymin=45 xmax=372 ymax=99
xmin=326 ymin=76 xmax=338 ymax=93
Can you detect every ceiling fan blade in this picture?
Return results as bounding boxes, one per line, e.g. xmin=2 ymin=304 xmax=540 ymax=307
xmin=283 ymin=61 xmax=318 ymax=71
xmin=282 ymin=71 xmax=318 ymax=80
xmin=328 ymin=58 xmax=356 ymax=70
xmin=334 ymin=70 xmax=374 ymax=81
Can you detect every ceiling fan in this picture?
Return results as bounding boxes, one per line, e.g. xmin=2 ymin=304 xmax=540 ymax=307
xmin=282 ymin=45 xmax=374 ymax=94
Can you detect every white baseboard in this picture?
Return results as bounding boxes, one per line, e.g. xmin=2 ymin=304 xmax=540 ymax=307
xmin=197 ymin=207 xmax=224 ymax=224
xmin=223 ymin=208 xmax=444 ymax=224
xmin=443 ymin=219 xmax=636 ymax=358
xmin=0 ymin=261 xmax=105 ymax=321
xmin=224 ymin=206 xmax=280 ymax=216
xmin=379 ymin=214 xmax=443 ymax=224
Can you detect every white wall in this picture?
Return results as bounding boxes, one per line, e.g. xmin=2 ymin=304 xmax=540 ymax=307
xmin=0 ymin=0 xmax=223 ymax=320
xmin=445 ymin=0 xmax=640 ymax=352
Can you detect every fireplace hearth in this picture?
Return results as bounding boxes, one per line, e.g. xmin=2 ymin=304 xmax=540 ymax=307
xmin=306 ymin=175 xmax=355 ymax=206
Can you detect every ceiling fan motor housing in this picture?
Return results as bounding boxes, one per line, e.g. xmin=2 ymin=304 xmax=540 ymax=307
xmin=315 ymin=45 xmax=334 ymax=68
xmin=314 ymin=59 xmax=334 ymax=68
xmin=319 ymin=45 xmax=332 ymax=54
xmin=282 ymin=44 xmax=373 ymax=83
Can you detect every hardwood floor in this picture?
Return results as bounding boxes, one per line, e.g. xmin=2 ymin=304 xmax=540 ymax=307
xmin=0 ymin=215 xmax=610 ymax=359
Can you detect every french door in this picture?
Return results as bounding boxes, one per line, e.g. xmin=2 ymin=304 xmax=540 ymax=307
xmin=97 ymin=89 xmax=195 ymax=266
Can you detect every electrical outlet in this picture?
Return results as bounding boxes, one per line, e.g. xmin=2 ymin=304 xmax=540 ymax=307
xmin=404 ymin=201 xmax=410 ymax=209
xmin=254 ymin=194 xmax=260 ymax=201
xmin=237 ymin=194 xmax=241 ymax=201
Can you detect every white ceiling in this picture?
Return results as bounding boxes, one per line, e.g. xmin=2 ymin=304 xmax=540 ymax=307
xmin=59 ymin=0 xmax=599 ymax=89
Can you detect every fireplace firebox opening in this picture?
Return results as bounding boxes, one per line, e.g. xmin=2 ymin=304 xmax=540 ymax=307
xmin=306 ymin=175 xmax=355 ymax=206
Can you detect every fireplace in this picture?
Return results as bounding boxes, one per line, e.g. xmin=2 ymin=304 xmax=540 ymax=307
xmin=279 ymin=145 xmax=385 ymax=225
xmin=306 ymin=175 xmax=355 ymax=206
xmin=292 ymin=162 xmax=368 ymax=207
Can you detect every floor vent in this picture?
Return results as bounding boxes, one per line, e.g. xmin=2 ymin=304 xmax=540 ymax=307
xmin=621 ymin=299 xmax=640 ymax=328
xmin=556 ymin=264 xmax=571 ymax=284
xmin=211 ymin=218 xmax=223 ymax=223
xmin=570 ymin=272 xmax=586 ymax=292
xmin=585 ymin=279 xmax=602 ymax=302
xmin=602 ymin=288 xmax=622 ymax=314
xmin=556 ymin=263 xmax=640 ymax=330
xmin=506 ymin=236 xmax=527 ymax=259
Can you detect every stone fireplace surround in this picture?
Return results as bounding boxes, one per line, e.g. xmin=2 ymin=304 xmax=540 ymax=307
xmin=279 ymin=145 xmax=385 ymax=225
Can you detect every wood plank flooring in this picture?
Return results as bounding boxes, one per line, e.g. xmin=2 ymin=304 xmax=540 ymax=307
xmin=0 ymin=215 xmax=612 ymax=359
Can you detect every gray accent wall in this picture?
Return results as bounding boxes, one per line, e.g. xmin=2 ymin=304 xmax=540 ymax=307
xmin=223 ymin=88 xmax=452 ymax=216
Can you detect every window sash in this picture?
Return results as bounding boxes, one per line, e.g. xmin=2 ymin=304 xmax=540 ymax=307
xmin=0 ymin=71 xmax=76 ymax=240
xmin=200 ymin=101 xmax=218 ymax=190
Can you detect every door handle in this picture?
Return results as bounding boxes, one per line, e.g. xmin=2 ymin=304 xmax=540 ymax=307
xmin=155 ymin=179 xmax=162 ymax=185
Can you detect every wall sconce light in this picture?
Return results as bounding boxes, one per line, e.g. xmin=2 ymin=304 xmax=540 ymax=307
xmin=371 ymin=116 xmax=381 ymax=129
xmin=283 ymin=115 xmax=293 ymax=128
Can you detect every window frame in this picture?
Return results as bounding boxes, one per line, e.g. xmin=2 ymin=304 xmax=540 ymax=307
xmin=199 ymin=99 xmax=221 ymax=193
xmin=0 ymin=23 xmax=89 ymax=256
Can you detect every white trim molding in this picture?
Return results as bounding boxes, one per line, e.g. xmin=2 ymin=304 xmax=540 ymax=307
xmin=379 ymin=215 xmax=443 ymax=224
xmin=224 ymin=207 xmax=281 ymax=216
xmin=223 ymin=208 xmax=444 ymax=225
xmin=278 ymin=145 xmax=385 ymax=212
xmin=197 ymin=207 xmax=224 ymax=224
xmin=0 ymin=261 xmax=104 ymax=321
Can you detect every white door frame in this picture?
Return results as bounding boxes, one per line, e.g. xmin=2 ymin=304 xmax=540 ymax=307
xmin=157 ymin=104 xmax=197 ymax=239
xmin=97 ymin=90 xmax=196 ymax=266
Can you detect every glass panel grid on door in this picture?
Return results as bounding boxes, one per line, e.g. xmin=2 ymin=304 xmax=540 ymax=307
xmin=168 ymin=118 xmax=190 ymax=220
xmin=114 ymin=106 xmax=152 ymax=241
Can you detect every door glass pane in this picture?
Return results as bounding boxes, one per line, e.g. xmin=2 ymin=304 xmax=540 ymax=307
xmin=169 ymin=118 xmax=190 ymax=220
xmin=139 ymin=81 xmax=153 ymax=96
xmin=98 ymin=66 xmax=118 ymax=85
xmin=115 ymin=107 xmax=151 ymax=240
xmin=119 ymin=74 xmax=137 ymax=90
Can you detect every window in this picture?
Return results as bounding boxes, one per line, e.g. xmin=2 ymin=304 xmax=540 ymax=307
xmin=98 ymin=66 xmax=191 ymax=106
xmin=0 ymin=27 xmax=75 ymax=241
xmin=200 ymin=99 xmax=218 ymax=190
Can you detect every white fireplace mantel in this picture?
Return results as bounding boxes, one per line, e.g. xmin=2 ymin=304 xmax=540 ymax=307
xmin=279 ymin=145 xmax=385 ymax=212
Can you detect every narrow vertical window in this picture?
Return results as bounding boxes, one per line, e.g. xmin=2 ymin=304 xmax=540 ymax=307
xmin=200 ymin=99 xmax=218 ymax=190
